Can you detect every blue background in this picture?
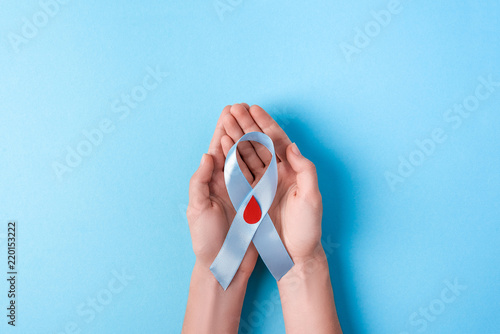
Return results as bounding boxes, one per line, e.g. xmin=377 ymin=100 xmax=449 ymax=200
xmin=1 ymin=0 xmax=499 ymax=333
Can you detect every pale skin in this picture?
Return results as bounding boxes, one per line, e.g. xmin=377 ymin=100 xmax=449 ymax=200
xmin=182 ymin=104 xmax=342 ymax=334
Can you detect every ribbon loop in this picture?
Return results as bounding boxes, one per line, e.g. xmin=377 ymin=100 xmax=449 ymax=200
xmin=210 ymin=132 xmax=294 ymax=290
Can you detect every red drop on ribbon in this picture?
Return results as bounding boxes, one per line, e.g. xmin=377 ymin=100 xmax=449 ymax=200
xmin=243 ymin=196 xmax=262 ymax=224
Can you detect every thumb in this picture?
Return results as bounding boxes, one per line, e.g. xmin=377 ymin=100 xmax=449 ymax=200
xmin=286 ymin=143 xmax=319 ymax=196
xmin=188 ymin=154 xmax=215 ymax=210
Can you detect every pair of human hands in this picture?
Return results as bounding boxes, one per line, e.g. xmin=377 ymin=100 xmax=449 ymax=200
xmin=187 ymin=104 xmax=324 ymax=280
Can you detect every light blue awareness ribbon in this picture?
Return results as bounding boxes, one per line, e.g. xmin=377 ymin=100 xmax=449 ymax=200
xmin=210 ymin=132 xmax=294 ymax=290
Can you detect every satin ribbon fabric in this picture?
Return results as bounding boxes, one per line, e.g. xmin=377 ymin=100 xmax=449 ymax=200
xmin=210 ymin=132 xmax=294 ymax=290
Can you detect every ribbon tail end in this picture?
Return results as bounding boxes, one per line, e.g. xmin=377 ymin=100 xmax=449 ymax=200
xmin=210 ymin=265 xmax=231 ymax=291
xmin=270 ymin=257 xmax=295 ymax=282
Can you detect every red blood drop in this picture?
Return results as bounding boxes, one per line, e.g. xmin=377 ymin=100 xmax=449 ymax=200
xmin=243 ymin=196 xmax=261 ymax=224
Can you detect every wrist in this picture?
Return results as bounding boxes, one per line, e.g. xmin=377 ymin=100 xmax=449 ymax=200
xmin=192 ymin=260 xmax=251 ymax=290
xmin=276 ymin=245 xmax=341 ymax=334
xmin=278 ymin=244 xmax=329 ymax=289
xmin=290 ymin=242 xmax=327 ymax=265
xmin=192 ymin=262 xmax=220 ymax=289
xmin=183 ymin=262 xmax=250 ymax=333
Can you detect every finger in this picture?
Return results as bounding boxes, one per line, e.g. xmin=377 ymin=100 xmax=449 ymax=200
xmin=249 ymin=105 xmax=292 ymax=162
xmin=188 ymin=154 xmax=215 ymax=211
xmin=221 ymin=135 xmax=254 ymax=184
xmin=221 ymin=135 xmax=233 ymax=158
xmin=286 ymin=143 xmax=320 ymax=197
xmin=230 ymin=104 xmax=272 ymax=164
xmin=241 ymin=103 xmax=250 ymax=110
xmin=208 ymin=105 xmax=232 ymax=171
xmin=223 ymin=112 xmax=265 ymax=173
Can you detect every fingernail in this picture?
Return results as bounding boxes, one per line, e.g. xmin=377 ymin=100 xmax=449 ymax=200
xmin=291 ymin=143 xmax=301 ymax=156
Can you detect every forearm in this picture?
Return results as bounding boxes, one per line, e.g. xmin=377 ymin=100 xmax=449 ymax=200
xmin=278 ymin=246 xmax=342 ymax=334
xmin=182 ymin=262 xmax=249 ymax=334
